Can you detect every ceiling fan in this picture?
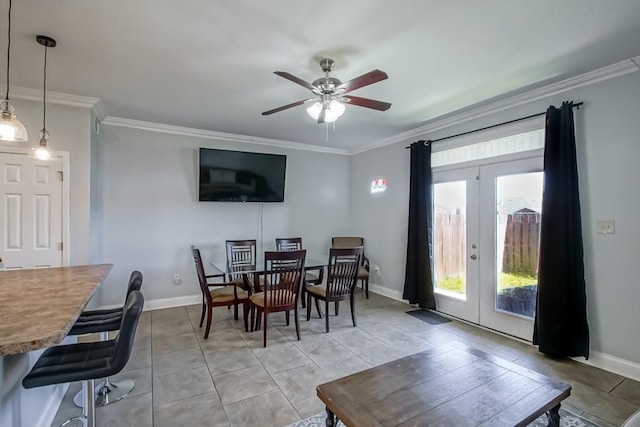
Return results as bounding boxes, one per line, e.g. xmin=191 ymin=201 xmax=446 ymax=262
xmin=262 ymin=58 xmax=391 ymax=124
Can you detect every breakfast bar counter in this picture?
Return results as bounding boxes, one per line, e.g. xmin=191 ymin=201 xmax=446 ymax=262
xmin=0 ymin=264 xmax=113 ymax=356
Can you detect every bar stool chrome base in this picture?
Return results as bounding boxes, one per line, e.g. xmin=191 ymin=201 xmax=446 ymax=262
xmin=73 ymin=377 xmax=134 ymax=407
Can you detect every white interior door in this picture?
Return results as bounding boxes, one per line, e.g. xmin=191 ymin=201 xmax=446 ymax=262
xmin=433 ymin=166 xmax=480 ymax=324
xmin=0 ymin=152 xmax=64 ymax=269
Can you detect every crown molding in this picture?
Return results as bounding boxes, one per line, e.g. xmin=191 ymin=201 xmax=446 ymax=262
xmin=1 ymin=85 xmax=100 ymax=109
xmin=101 ymin=117 xmax=351 ymax=155
xmin=350 ymin=57 xmax=640 ymax=155
xmin=91 ymin=100 xmax=107 ymax=122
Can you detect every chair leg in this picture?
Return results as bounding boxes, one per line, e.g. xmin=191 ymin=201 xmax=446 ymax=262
xmin=335 ymin=301 xmax=339 ymax=316
xmin=325 ymin=300 xmax=330 ymax=333
xmin=301 ymin=284 xmax=307 ymax=308
xmin=199 ymin=298 xmax=205 ymax=327
xmin=285 ymin=310 xmax=290 ymax=326
xmin=315 ymin=297 xmax=322 ymax=319
xmin=263 ymin=312 xmax=268 ymax=348
xmin=364 ymin=277 xmax=369 ymax=299
xmin=234 ymin=304 xmax=239 ymax=321
xmin=242 ymin=302 xmax=249 ymax=332
xmin=306 ymin=294 xmax=312 ymax=321
xmin=350 ymin=292 xmax=357 ymax=327
xmin=294 ymin=307 xmax=301 ymax=341
xmin=83 ymin=378 xmax=96 ymax=427
xmin=250 ymin=304 xmax=255 ymax=332
xmin=204 ymin=306 xmax=213 ymax=339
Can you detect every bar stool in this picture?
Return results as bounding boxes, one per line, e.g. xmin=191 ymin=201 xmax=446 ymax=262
xmin=69 ymin=271 xmax=143 ymax=407
xmin=23 ymin=290 xmax=144 ymax=427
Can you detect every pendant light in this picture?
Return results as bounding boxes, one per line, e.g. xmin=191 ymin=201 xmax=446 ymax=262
xmin=30 ymin=35 xmax=56 ymax=161
xmin=0 ymin=0 xmax=28 ymax=142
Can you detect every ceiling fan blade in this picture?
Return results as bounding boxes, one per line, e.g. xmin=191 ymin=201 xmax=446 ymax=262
xmin=317 ymin=105 xmax=326 ymax=124
xmin=262 ymin=99 xmax=314 ymax=116
xmin=335 ymin=69 xmax=388 ymax=94
xmin=343 ymin=95 xmax=391 ymax=111
xmin=274 ymin=71 xmax=318 ymax=93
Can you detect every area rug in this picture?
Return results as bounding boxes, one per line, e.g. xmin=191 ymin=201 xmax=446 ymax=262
xmin=406 ymin=308 xmax=452 ymax=325
xmin=287 ymin=408 xmax=601 ymax=427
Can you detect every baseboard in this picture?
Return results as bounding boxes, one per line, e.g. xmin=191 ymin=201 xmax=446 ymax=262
xmin=36 ymin=383 xmax=69 ymax=427
xmin=141 ymin=294 xmax=202 ymax=311
xmin=577 ymin=351 xmax=640 ymax=382
xmin=368 ymin=283 xmax=409 ymax=303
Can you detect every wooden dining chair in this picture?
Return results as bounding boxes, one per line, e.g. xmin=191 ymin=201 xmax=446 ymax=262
xmin=191 ymin=246 xmax=249 ymax=339
xmin=275 ymin=237 xmax=322 ymax=308
xmin=331 ymin=236 xmax=370 ymax=298
xmin=225 ymin=239 xmax=259 ymax=291
xmin=306 ymin=247 xmax=363 ymax=333
xmin=249 ymin=250 xmax=306 ymax=347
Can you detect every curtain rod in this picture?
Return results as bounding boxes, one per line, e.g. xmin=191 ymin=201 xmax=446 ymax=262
xmin=404 ymin=102 xmax=583 ymax=148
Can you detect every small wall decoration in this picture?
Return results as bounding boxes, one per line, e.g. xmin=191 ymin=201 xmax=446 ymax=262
xmin=371 ymin=177 xmax=387 ymax=194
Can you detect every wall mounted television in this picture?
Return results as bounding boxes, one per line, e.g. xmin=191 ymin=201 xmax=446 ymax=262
xmin=198 ymin=148 xmax=286 ymax=202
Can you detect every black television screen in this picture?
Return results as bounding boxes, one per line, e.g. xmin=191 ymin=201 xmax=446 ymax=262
xmin=198 ymin=148 xmax=286 ymax=202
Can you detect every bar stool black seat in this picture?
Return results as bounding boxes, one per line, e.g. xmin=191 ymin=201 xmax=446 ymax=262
xmin=69 ymin=271 xmax=142 ymax=335
xmin=23 ymin=290 xmax=144 ymax=427
xmin=68 ymin=270 xmax=143 ymax=407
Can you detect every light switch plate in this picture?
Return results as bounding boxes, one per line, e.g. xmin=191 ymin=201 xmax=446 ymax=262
xmin=597 ymin=220 xmax=615 ymax=234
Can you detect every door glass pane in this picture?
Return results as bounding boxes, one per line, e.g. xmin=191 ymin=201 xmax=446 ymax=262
xmin=434 ymin=181 xmax=466 ymax=299
xmin=495 ymin=172 xmax=543 ymax=318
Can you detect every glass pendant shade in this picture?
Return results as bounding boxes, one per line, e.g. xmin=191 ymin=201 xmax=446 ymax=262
xmin=30 ymin=130 xmax=55 ymax=161
xmin=1 ymin=0 xmax=28 ymax=142
xmin=0 ymin=100 xmax=28 ymax=142
xmin=306 ymin=100 xmax=345 ymax=123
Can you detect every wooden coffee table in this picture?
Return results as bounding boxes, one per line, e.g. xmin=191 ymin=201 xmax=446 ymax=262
xmin=316 ymin=344 xmax=571 ymax=427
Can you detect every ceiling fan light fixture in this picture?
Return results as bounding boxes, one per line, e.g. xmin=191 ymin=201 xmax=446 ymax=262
xmin=306 ymin=100 xmax=345 ymax=123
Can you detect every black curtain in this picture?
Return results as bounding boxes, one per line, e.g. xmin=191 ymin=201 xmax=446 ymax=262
xmin=403 ymin=140 xmax=436 ymax=309
xmin=533 ymin=102 xmax=589 ymax=358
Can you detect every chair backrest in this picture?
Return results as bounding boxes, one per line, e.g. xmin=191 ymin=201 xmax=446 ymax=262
xmin=111 ymin=290 xmax=144 ymax=371
xmin=126 ymin=270 xmax=143 ymax=296
xmin=326 ymin=247 xmax=363 ymax=297
xmin=226 ymin=240 xmax=257 ymax=281
xmin=275 ymin=237 xmax=302 ymax=252
xmin=261 ymin=250 xmax=306 ymax=307
xmin=331 ymin=236 xmax=364 ymax=249
xmin=191 ymin=245 xmax=212 ymax=303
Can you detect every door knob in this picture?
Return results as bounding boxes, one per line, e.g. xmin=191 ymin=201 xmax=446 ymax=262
xmin=470 ymin=254 xmax=478 ymax=260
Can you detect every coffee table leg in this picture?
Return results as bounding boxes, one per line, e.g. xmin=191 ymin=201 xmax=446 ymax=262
xmin=325 ymin=407 xmax=336 ymax=427
xmin=547 ymin=404 xmax=561 ymax=427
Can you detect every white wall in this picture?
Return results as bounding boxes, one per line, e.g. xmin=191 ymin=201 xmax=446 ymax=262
xmin=350 ymin=71 xmax=640 ymax=365
xmin=96 ymin=125 xmax=351 ymax=307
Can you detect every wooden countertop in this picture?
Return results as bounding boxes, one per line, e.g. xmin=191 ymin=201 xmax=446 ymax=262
xmin=0 ymin=264 xmax=113 ymax=356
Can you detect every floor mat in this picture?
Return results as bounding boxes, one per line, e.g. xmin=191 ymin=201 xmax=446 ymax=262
xmin=406 ymin=309 xmax=451 ymax=324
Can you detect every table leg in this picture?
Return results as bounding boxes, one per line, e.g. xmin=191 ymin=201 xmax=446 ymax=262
xmin=325 ymin=407 xmax=336 ymax=427
xmin=547 ymin=404 xmax=561 ymax=427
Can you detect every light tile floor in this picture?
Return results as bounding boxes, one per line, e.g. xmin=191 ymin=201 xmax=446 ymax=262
xmin=51 ymin=292 xmax=640 ymax=427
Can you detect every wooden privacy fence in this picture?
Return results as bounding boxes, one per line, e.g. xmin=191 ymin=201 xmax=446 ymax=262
xmin=434 ymin=212 xmax=465 ymax=279
xmin=502 ymin=209 xmax=540 ymax=277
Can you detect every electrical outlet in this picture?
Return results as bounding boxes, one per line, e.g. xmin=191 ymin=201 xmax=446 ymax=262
xmin=373 ymin=265 xmax=380 ymax=277
xmin=597 ymin=220 xmax=615 ymax=234
xmin=173 ymin=273 xmax=181 ymax=285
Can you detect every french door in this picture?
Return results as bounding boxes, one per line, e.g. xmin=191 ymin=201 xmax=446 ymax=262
xmin=433 ymin=157 xmax=543 ymax=340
